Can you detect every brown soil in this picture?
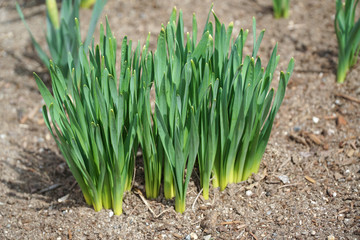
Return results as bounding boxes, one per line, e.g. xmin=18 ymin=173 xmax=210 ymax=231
xmin=1 ymin=0 xmax=359 ymax=239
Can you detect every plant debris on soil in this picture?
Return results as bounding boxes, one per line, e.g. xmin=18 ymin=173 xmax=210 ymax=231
xmin=0 ymin=0 xmax=359 ymax=239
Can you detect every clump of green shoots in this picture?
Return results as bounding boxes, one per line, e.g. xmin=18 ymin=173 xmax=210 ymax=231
xmin=32 ymin=3 xmax=294 ymax=214
xmin=35 ymin=19 xmax=141 ymax=215
xmin=154 ymin=7 xmax=216 ymax=212
xmin=16 ymin=0 xmax=107 ymax=78
xmin=136 ymin=34 xmax=166 ymax=200
xmin=335 ymin=0 xmax=360 ymax=83
xmin=273 ymin=0 xmax=290 ymax=18
xmin=153 ymin=6 xmax=294 ymax=206
xmin=197 ymin=9 xmax=294 ymax=195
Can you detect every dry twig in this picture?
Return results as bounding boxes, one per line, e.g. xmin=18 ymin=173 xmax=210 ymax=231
xmin=133 ymin=188 xmax=172 ymax=218
xmin=335 ymin=93 xmax=360 ymax=104
xmin=37 ymin=183 xmax=62 ymax=193
xmin=20 ymin=104 xmax=42 ymax=124
xmin=305 ymin=175 xmax=316 ymax=184
xmin=191 ymin=188 xmax=203 ymax=211
xmin=278 ymin=182 xmax=303 ymax=189
xmin=249 ymin=231 xmax=258 ymax=240
xmin=219 ymin=221 xmax=244 ymax=226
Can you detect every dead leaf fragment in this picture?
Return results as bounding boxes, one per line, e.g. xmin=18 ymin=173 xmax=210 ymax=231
xmin=322 ymin=143 xmax=329 ymax=150
xmin=68 ymin=229 xmax=72 ymax=240
xmin=289 ymin=133 xmax=308 ymax=147
xmin=336 ymin=115 xmax=347 ymax=127
xmin=173 ymin=233 xmax=183 ymax=239
xmin=334 ymin=172 xmax=343 ymax=180
xmin=338 ymin=208 xmax=349 ymax=214
xmin=308 ymin=133 xmax=322 ymax=145
xmin=305 ymin=175 xmax=316 ymax=184
xmin=201 ymin=210 xmax=218 ymax=230
xmin=341 ymin=159 xmax=357 ymax=166
xmin=346 ymin=149 xmax=355 ymax=158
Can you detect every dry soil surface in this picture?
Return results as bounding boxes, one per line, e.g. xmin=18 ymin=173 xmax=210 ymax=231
xmin=0 ymin=0 xmax=359 ymax=239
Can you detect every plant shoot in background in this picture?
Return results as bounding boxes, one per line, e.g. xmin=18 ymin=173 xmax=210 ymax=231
xmin=335 ymin=0 xmax=360 ymax=83
xmin=273 ymin=0 xmax=290 ymax=18
xmin=81 ymin=0 xmax=96 ymax=8
xmin=16 ymin=0 xmax=107 ymax=79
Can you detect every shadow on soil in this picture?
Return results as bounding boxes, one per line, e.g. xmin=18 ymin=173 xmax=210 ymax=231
xmin=2 ymin=147 xmax=87 ymax=210
xmin=1 ymin=0 xmax=46 ymax=25
xmin=6 ymin=46 xmax=52 ymax=90
xmin=2 ymin=145 xmax=183 ymax=211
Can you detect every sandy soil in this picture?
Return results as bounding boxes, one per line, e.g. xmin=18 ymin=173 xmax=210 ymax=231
xmin=0 ymin=0 xmax=359 ymax=239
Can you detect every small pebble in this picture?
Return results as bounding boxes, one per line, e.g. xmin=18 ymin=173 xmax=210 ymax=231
xmin=245 ymin=190 xmax=253 ymax=197
xmin=328 ymin=129 xmax=335 ymax=135
xmin=203 ymin=235 xmax=211 ymax=240
xmin=344 ymin=218 xmax=354 ymax=226
xmin=312 ymin=116 xmax=319 ymax=123
xmin=300 ymin=151 xmax=312 ymax=158
xmin=0 ymin=134 xmax=6 ymax=139
xmin=311 ymin=230 xmax=316 ymax=236
xmin=335 ymin=99 xmax=341 ymax=105
xmin=45 ymin=133 xmax=51 ymax=141
xmin=313 ymin=130 xmax=321 ymax=135
xmin=185 ymin=235 xmax=191 ymax=240
xmin=327 ymin=188 xmax=337 ymax=197
xmin=328 ymin=235 xmax=335 ymax=240
xmin=266 ymin=210 xmax=272 ymax=215
xmin=108 ymin=210 xmax=114 ymax=218
xmin=278 ymin=175 xmax=290 ymax=184
xmin=293 ymin=126 xmax=301 ymax=132
xmin=190 ymin=232 xmax=198 ymax=240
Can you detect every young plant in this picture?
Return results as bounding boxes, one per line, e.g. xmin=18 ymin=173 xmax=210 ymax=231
xmin=154 ymin=8 xmax=214 ymax=212
xmin=201 ymin=12 xmax=294 ymax=190
xmin=16 ymin=0 xmax=107 ymax=78
xmin=185 ymin=11 xmax=219 ymax=201
xmin=34 ymin=20 xmax=140 ymax=215
xmin=195 ymin=66 xmax=219 ymax=200
xmin=136 ymin=34 xmax=165 ymax=200
xmin=273 ymin=0 xmax=290 ymax=18
xmin=335 ymin=0 xmax=360 ymax=83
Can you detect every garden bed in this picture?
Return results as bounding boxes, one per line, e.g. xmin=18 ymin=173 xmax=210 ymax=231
xmin=0 ymin=0 xmax=359 ymax=239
